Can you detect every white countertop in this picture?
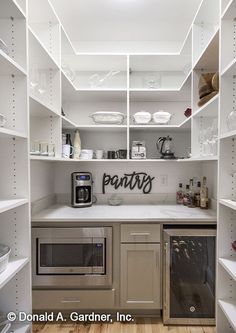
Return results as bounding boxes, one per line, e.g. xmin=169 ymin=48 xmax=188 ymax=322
xmin=31 ymin=204 xmax=217 ymax=223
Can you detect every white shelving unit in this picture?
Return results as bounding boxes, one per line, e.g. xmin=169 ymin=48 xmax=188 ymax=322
xmin=0 ymin=0 xmax=31 ymax=330
xmin=217 ymin=1 xmax=236 ymax=332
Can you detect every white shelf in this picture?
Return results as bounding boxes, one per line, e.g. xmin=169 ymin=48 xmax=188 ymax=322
xmin=0 ymin=50 xmax=26 ymax=76
xmin=193 ymin=94 xmax=219 ymax=118
xmin=221 ymin=129 xmax=236 ymax=140
xmin=129 ymin=124 xmax=190 ymax=132
xmin=30 ymin=95 xmax=60 ymax=117
xmin=0 ymin=258 xmax=29 ymax=289
xmin=30 ymin=157 xmax=212 ymax=163
xmin=222 ymin=57 xmax=236 ymax=77
xmin=0 ymin=128 xmax=27 ymax=139
xmin=61 ymin=116 xmax=78 ymax=129
xmin=12 ymin=323 xmax=31 ymax=333
xmin=62 ymin=87 xmax=127 ymax=102
xmin=220 ymin=199 xmax=236 ymax=210
xmin=193 ymin=29 xmax=219 ymax=70
xmin=0 ymin=0 xmax=26 ymax=18
xmin=218 ymin=300 xmax=236 ymax=331
xmin=221 ymin=0 xmax=236 ymax=19
xmin=187 ymin=156 xmax=218 ymax=161
xmin=77 ymin=125 xmax=127 ymax=132
xmin=219 ymin=258 xmax=236 ymax=281
xmin=28 ymin=28 xmax=59 ymax=70
xmin=0 ymin=199 xmax=28 ymax=214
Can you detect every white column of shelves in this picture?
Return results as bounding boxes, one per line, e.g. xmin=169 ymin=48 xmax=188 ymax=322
xmin=0 ymin=0 xmax=31 ymax=332
xmin=217 ymin=1 xmax=236 ymax=332
xmin=28 ymin=0 xmax=62 ymax=159
xmin=191 ymin=23 xmax=219 ymax=160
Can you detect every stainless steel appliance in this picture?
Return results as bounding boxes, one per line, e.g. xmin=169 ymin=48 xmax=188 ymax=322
xmin=71 ymin=172 xmax=93 ymax=207
xmin=32 ymin=227 xmax=112 ymax=288
xmin=156 ymin=135 xmax=176 ymax=159
xmin=163 ymin=226 xmax=216 ymax=325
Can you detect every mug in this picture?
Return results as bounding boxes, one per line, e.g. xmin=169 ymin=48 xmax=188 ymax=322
xmin=30 ymin=140 xmax=40 ymax=155
xmin=116 ymin=149 xmax=127 ymax=159
xmin=94 ymin=149 xmax=104 ymax=159
xmin=62 ymin=144 xmax=73 ymax=159
xmin=80 ymin=149 xmax=93 ymax=160
xmin=0 ymin=113 xmax=7 ymax=127
xmin=107 ymin=151 xmax=116 ymax=159
xmin=40 ymin=142 xmax=48 ymax=156
xmin=48 ymin=143 xmax=55 ymax=157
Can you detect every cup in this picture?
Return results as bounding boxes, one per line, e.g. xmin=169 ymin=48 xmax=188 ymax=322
xmin=107 ymin=151 xmax=116 ymax=159
xmin=94 ymin=149 xmax=104 ymax=159
xmin=30 ymin=140 xmax=40 ymax=155
xmin=62 ymin=144 xmax=73 ymax=159
xmin=0 ymin=113 xmax=7 ymax=127
xmin=80 ymin=149 xmax=93 ymax=160
xmin=48 ymin=143 xmax=55 ymax=157
xmin=116 ymin=149 xmax=127 ymax=159
xmin=40 ymin=142 xmax=48 ymax=156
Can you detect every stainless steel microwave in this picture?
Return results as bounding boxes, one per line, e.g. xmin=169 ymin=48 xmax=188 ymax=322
xmin=32 ymin=227 xmax=112 ymax=288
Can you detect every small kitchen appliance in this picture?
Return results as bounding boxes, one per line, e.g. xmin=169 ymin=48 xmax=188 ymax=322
xmin=156 ymin=135 xmax=176 ymax=159
xmin=71 ymin=172 xmax=93 ymax=207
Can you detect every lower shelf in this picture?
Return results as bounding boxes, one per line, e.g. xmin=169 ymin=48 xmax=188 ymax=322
xmin=11 ymin=323 xmax=31 ymax=333
xmin=218 ymin=300 xmax=236 ymax=331
xmin=219 ymin=199 xmax=236 ymax=211
xmin=0 ymin=198 xmax=28 ymax=214
xmin=0 ymin=258 xmax=29 ymax=289
xmin=219 ymin=258 xmax=236 ymax=281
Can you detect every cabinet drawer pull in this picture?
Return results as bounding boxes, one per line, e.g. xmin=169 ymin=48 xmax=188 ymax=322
xmin=130 ymin=232 xmax=150 ymax=236
xmin=61 ymin=300 xmax=81 ymax=303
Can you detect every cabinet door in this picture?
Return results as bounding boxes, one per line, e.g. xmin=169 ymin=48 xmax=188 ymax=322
xmin=121 ymin=243 xmax=161 ymax=309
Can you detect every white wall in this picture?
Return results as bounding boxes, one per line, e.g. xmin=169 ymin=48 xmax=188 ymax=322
xmin=54 ymin=161 xmax=202 ymax=195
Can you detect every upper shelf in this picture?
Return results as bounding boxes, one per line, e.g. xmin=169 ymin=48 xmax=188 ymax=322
xmin=193 ymin=94 xmax=219 ymax=118
xmin=30 ymin=95 xmax=60 ymax=117
xmin=0 ymin=50 xmax=26 ymax=76
xmin=28 ymin=28 xmax=60 ymax=70
xmin=0 ymin=0 xmax=26 ymax=18
xmin=193 ymin=29 xmax=219 ymax=70
xmin=221 ymin=0 xmax=236 ymax=19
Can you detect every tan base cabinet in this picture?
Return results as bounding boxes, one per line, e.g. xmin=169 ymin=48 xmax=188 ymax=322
xmin=120 ymin=242 xmax=161 ymax=309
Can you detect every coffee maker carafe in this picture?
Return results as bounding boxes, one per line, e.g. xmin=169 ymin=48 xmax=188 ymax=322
xmin=156 ymin=135 xmax=176 ymax=159
xmin=71 ymin=172 xmax=93 ymax=207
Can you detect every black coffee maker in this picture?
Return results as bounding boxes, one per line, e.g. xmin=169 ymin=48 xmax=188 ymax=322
xmin=71 ymin=172 xmax=93 ymax=207
xmin=156 ymin=135 xmax=176 ymax=159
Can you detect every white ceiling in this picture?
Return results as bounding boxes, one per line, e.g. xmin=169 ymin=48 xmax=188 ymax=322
xmin=50 ymin=0 xmax=201 ymax=53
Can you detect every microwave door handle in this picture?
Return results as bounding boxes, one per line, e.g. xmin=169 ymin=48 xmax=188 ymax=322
xmin=61 ymin=300 xmax=81 ymax=304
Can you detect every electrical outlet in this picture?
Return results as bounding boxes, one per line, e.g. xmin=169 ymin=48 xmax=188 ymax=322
xmin=160 ymin=174 xmax=168 ymax=186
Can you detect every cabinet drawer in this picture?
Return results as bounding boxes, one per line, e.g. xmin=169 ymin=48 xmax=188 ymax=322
xmin=121 ymin=224 xmax=160 ymax=243
xmin=33 ymin=289 xmax=115 ymax=310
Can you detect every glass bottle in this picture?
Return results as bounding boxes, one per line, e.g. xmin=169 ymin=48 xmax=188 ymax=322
xmin=194 ymin=181 xmax=201 ymax=207
xmin=188 ymin=179 xmax=196 ymax=208
xmin=200 ymin=177 xmax=209 ymax=209
xmin=66 ymin=134 xmax=73 ymax=159
xmin=183 ymin=185 xmax=190 ymax=206
xmin=176 ymin=183 xmax=184 ymax=204
xmin=73 ymin=129 xmax=81 ymax=160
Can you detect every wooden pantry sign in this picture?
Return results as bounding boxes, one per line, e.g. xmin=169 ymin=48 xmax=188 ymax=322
xmin=102 ymin=171 xmax=155 ymax=194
